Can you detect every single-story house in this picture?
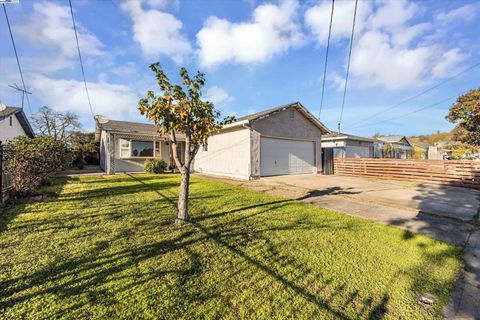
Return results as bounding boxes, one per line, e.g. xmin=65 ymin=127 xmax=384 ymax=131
xmin=374 ymin=135 xmax=414 ymax=159
xmin=95 ymin=102 xmax=330 ymax=178
xmin=0 ymin=104 xmax=35 ymax=143
xmin=195 ymin=102 xmax=330 ymax=179
xmin=412 ymin=142 xmax=429 ymax=159
xmin=321 ymin=131 xmax=375 ymax=158
xmin=94 ymin=115 xmax=186 ymax=174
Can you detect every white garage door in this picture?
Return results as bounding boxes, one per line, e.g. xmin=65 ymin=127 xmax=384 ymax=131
xmin=260 ymin=137 xmax=315 ymax=176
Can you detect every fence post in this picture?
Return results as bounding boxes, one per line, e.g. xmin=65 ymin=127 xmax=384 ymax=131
xmin=0 ymin=141 xmax=3 ymax=206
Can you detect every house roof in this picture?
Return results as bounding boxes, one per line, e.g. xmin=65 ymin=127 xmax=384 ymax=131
xmin=0 ymin=105 xmax=35 ymax=138
xmin=322 ymin=131 xmax=375 ymax=143
xmin=95 ymin=101 xmax=331 ymax=141
xmin=96 ymin=118 xmax=160 ymax=135
xmin=94 ymin=116 xmax=186 ymax=142
xmin=235 ymin=101 xmax=331 ymax=133
xmin=413 ymin=142 xmax=430 ymax=149
xmin=375 ymin=135 xmax=413 ymax=146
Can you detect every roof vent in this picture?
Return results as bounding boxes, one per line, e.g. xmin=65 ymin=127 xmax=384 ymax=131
xmin=0 ymin=104 xmax=6 ymax=112
xmin=94 ymin=115 xmax=109 ymax=124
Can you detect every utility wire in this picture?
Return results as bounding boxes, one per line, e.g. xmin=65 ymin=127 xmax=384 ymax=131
xmin=337 ymin=0 xmax=358 ymax=132
xmin=344 ymin=60 xmax=480 ymax=130
xmin=318 ymin=0 xmax=335 ymax=120
xmin=3 ymin=4 xmax=32 ymax=114
xmin=349 ymin=95 xmax=457 ymax=130
xmin=68 ymin=0 xmax=95 ymax=119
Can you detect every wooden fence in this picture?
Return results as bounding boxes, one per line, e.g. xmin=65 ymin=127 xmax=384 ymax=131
xmin=334 ymin=158 xmax=480 ymax=188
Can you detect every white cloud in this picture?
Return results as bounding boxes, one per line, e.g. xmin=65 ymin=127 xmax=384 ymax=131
xmin=328 ymin=72 xmax=345 ymax=91
xmin=305 ymin=0 xmax=371 ymax=45
xmin=28 ymin=74 xmax=140 ymax=118
xmin=111 ymin=62 xmax=139 ymax=78
xmin=196 ymin=0 xmax=303 ymax=68
xmin=367 ymin=0 xmax=419 ymax=30
xmin=204 ymin=85 xmax=234 ymax=106
xmin=15 ymin=1 xmax=103 ymax=58
xmin=306 ymin=0 xmax=469 ymax=90
xmin=436 ymin=3 xmax=479 ymax=23
xmin=121 ymin=0 xmax=191 ymax=63
xmin=431 ymin=48 xmax=467 ymax=77
xmin=350 ymin=31 xmax=434 ymax=90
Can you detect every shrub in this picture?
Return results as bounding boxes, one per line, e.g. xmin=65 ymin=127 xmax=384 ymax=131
xmin=144 ymin=159 xmax=167 ymax=174
xmin=5 ymin=136 xmax=74 ymax=196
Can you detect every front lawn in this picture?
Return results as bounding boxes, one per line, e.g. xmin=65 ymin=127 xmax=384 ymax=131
xmin=0 ymin=174 xmax=462 ymax=319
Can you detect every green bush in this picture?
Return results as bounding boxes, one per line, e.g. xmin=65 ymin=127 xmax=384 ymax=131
xmin=5 ymin=136 xmax=74 ymax=196
xmin=144 ymin=159 xmax=167 ymax=174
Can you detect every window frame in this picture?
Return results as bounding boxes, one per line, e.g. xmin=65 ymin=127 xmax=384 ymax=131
xmin=118 ymin=139 xmax=161 ymax=159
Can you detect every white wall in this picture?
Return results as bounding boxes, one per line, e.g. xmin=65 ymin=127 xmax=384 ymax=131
xmin=0 ymin=115 xmax=27 ymax=143
xmin=346 ymin=145 xmax=373 ymax=158
xmin=194 ymin=127 xmax=251 ymax=179
xmin=322 ymin=140 xmax=346 ymax=148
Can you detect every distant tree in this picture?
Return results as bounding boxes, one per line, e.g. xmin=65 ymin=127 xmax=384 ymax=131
xmin=31 ymin=106 xmax=81 ymax=141
xmin=446 ymin=88 xmax=480 ymax=146
xmin=69 ymin=132 xmax=99 ymax=168
xmin=138 ymin=63 xmax=234 ymax=224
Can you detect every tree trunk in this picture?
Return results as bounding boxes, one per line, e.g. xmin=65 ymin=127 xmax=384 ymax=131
xmin=175 ymin=168 xmax=190 ymax=225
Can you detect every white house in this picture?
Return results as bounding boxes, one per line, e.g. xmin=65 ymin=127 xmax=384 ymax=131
xmin=0 ymin=104 xmax=35 ymax=143
xmin=95 ymin=102 xmax=330 ymax=179
xmin=194 ymin=102 xmax=330 ymax=179
xmin=321 ymin=131 xmax=375 ymax=158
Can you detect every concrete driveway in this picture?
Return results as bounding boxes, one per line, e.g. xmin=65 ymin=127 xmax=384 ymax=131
xmin=264 ymin=174 xmax=480 ymax=224
xmin=197 ymin=173 xmax=480 ymax=319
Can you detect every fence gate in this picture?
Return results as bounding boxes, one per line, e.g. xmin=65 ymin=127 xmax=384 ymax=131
xmin=322 ymin=148 xmax=334 ymax=175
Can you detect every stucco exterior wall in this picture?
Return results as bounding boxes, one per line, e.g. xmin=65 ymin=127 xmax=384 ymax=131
xmin=0 ymin=115 xmax=27 ymax=143
xmin=250 ymin=108 xmax=323 ymax=177
xmin=99 ymin=130 xmax=107 ymax=171
xmin=194 ymin=127 xmax=250 ymax=179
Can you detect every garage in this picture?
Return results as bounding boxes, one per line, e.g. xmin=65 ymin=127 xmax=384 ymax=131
xmin=194 ymin=102 xmax=330 ymax=179
xmin=260 ymin=137 xmax=315 ymax=176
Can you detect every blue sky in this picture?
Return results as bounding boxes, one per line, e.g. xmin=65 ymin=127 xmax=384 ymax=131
xmin=0 ymin=0 xmax=479 ymax=136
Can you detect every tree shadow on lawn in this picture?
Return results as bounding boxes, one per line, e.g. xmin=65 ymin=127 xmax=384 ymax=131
xmin=0 ymin=177 xmax=72 ymax=233
xmin=0 ymin=175 xmax=462 ymax=319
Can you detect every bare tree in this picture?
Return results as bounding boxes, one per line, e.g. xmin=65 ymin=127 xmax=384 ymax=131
xmin=31 ymin=106 xmax=81 ymax=141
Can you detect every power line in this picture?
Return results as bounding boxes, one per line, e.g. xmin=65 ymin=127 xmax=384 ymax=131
xmin=348 ymin=95 xmax=457 ymax=130
xmin=337 ymin=0 xmax=358 ymax=132
xmin=68 ymin=0 xmax=95 ymax=119
xmin=318 ymin=0 xmax=335 ymax=120
xmin=344 ymin=60 xmax=480 ymax=130
xmin=3 ymin=4 xmax=32 ymax=114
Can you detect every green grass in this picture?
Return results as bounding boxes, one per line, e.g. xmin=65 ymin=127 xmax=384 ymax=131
xmin=0 ymin=174 xmax=462 ymax=319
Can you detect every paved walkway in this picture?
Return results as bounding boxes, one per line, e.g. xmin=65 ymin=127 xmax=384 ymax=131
xmin=196 ymin=173 xmax=480 ymax=319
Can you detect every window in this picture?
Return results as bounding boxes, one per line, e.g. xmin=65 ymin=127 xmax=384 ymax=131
xmin=203 ymin=143 xmax=208 ymax=151
xmin=131 ymin=140 xmax=153 ymax=157
xmin=9 ymin=116 xmax=12 ymax=126
xmin=120 ymin=139 xmax=130 ymax=158
xmin=155 ymin=141 xmax=161 ymax=156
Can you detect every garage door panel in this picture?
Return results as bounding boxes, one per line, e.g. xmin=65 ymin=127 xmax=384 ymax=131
xmin=260 ymin=137 xmax=315 ymax=176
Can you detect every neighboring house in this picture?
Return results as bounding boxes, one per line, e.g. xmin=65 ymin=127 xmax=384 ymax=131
xmin=412 ymin=142 xmax=429 ymax=159
xmin=374 ymin=135 xmax=414 ymax=159
xmin=0 ymin=104 xmax=35 ymax=143
xmin=95 ymin=102 xmax=330 ymax=178
xmin=95 ymin=115 xmax=186 ymax=174
xmin=321 ymin=131 xmax=375 ymax=158
xmin=195 ymin=102 xmax=330 ymax=179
